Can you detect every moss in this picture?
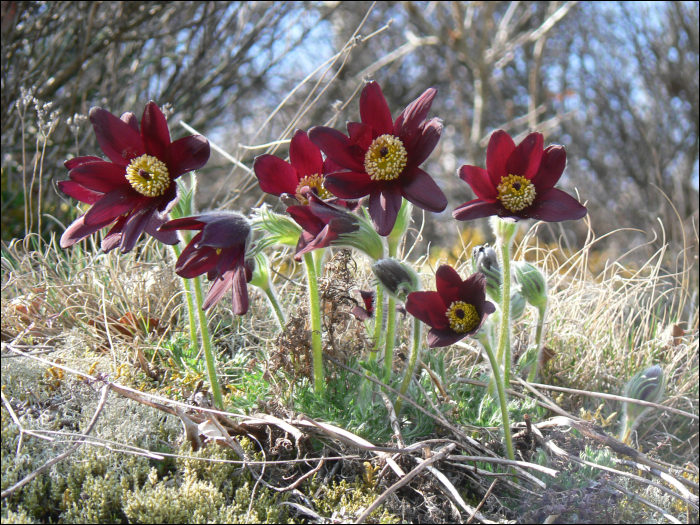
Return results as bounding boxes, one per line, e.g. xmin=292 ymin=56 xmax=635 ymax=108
xmin=309 ymin=477 xmax=399 ymax=523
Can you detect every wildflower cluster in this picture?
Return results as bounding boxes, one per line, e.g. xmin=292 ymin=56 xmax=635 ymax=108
xmin=60 ymin=80 xmax=663 ymax=466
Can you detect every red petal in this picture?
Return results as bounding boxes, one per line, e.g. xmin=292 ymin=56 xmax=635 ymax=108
xmin=159 ymin=216 xmax=206 ymax=231
xmin=400 ymin=167 xmax=447 ymax=212
xmin=68 ymin=161 xmax=128 ymax=193
xmin=359 ymin=82 xmax=394 ymax=136
xmin=347 ymin=122 xmax=374 ymax=150
xmin=60 ymin=214 xmax=115 ymax=248
xmin=120 ymin=112 xmax=139 ymax=133
xmin=309 ymin=126 xmax=365 ymax=172
xmin=427 ymin=328 xmax=467 ymax=348
xmin=520 ymin=188 xmax=587 ymax=222
xmin=198 ymin=215 xmax=250 ymax=249
xmin=101 ymin=216 xmax=127 ymax=252
xmin=458 ymin=272 xmax=486 ymax=314
xmin=323 ymin=171 xmax=376 ymax=199
xmin=89 ymin=107 xmax=145 ymax=165
xmin=64 ymin=156 xmax=103 ymax=170
xmin=405 ymin=291 xmax=449 ymax=330
xmin=486 ymin=130 xmax=516 ymax=188
xmin=253 ymin=155 xmax=299 ymax=196
xmin=165 ymin=135 xmax=210 ymax=179
xmin=322 ymin=156 xmax=346 ymax=176
xmin=287 ymin=205 xmax=325 ymax=234
xmin=231 ymin=266 xmax=249 ymax=315
xmin=505 ymin=132 xmax=543 ymax=180
xmin=58 ymin=180 xmax=103 ymax=204
xmin=83 ymin=186 xmax=142 ymax=225
xmin=202 ymin=271 xmax=234 ymax=310
xmin=408 ymin=117 xmax=442 ymax=166
xmin=144 ymin=213 xmax=180 ymax=245
xmin=531 ymin=145 xmax=566 ymax=191
xmin=120 ymin=202 xmax=157 ymax=253
xmin=459 ymin=165 xmax=497 ymax=201
xmin=368 ymin=184 xmax=402 ymax=236
xmin=176 ymin=234 xmax=218 ymax=278
xmin=290 ymin=129 xmax=323 ymax=177
xmin=435 ymin=265 xmax=463 ymax=308
xmin=141 ymin=102 xmax=171 ymax=159
xmin=394 ymin=87 xmax=437 ymax=146
xmin=452 ymin=199 xmax=504 ymax=221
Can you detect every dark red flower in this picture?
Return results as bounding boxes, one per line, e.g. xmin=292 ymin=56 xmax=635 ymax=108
xmin=159 ymin=212 xmax=252 ymax=314
xmin=58 ymin=102 xmax=210 ymax=253
xmin=286 ymin=188 xmax=368 ymax=261
xmin=453 ymin=130 xmax=587 ymax=222
xmin=351 ymin=290 xmax=376 ymax=320
xmin=405 ymin=265 xmax=495 ymax=348
xmin=253 ymin=129 xmax=347 ymax=206
xmin=309 ymin=81 xmax=446 ymax=236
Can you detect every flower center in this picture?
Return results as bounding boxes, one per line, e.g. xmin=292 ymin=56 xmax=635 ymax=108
xmin=364 ymin=134 xmax=408 ymax=181
xmin=497 ymin=174 xmax=536 ymax=212
xmin=446 ymin=301 xmax=480 ymax=333
xmin=295 ymin=174 xmax=331 ymax=205
xmin=125 ymin=155 xmax=170 ymax=197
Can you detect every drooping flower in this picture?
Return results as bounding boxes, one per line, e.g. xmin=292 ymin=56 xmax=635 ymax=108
xmin=309 ymin=81 xmax=446 ymax=236
xmin=286 ymin=188 xmax=384 ymax=261
xmin=159 ymin=212 xmax=252 ymax=314
xmin=405 ymin=265 xmax=495 ymax=348
xmin=351 ymin=290 xmax=376 ymax=320
xmin=453 ymin=130 xmax=587 ymax=222
xmin=253 ymin=129 xmax=347 ymax=206
xmin=58 ymin=102 xmax=210 ymax=253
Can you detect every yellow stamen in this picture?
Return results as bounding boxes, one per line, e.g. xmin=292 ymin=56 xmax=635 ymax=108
xmin=125 ymin=154 xmax=170 ymax=197
xmin=364 ymin=134 xmax=407 ymax=181
xmin=446 ymin=301 xmax=480 ymax=333
xmin=497 ymin=174 xmax=536 ymax=212
xmin=295 ymin=174 xmax=331 ymax=205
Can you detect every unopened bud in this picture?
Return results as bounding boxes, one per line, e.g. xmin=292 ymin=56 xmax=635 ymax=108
xmin=510 ymin=289 xmax=527 ymax=320
xmin=472 ymin=244 xmax=501 ymax=303
xmin=372 ymin=258 xmax=420 ymax=302
xmin=624 ymin=365 xmax=665 ymax=422
xmin=513 ymin=261 xmax=548 ymax=309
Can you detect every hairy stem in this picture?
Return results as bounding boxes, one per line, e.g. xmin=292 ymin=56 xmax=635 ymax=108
xmin=264 ymin=286 xmax=286 ymax=330
xmin=497 ymin=237 xmax=513 ymax=386
xmin=370 ymin=286 xmax=385 ymax=361
xmin=528 ymin=303 xmax=548 ymax=383
xmin=383 ymin=296 xmax=397 ymax=384
xmin=192 ymin=276 xmax=223 ymax=408
xmin=303 ymin=252 xmax=324 ymax=395
xmin=479 ymin=339 xmax=515 ymax=461
xmin=394 ymin=317 xmax=422 ymax=414
xmin=171 ymin=244 xmax=198 ymax=352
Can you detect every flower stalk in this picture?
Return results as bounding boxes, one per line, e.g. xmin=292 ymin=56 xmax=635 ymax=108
xmin=171 ymin=243 xmax=198 ymax=350
xmin=303 ymin=252 xmax=325 ymax=395
xmin=394 ymin=316 xmax=422 ymax=414
xmin=370 ymin=287 xmax=385 ymax=361
xmin=192 ymin=274 xmax=223 ymax=408
xmin=528 ymin=304 xmax=548 ymax=382
xmin=493 ymin=218 xmax=517 ymax=386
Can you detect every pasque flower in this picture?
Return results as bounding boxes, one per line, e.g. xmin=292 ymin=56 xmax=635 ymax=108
xmin=405 ymin=265 xmax=495 ymax=348
xmin=453 ymin=130 xmax=587 ymax=222
xmin=160 ymin=212 xmax=252 ymax=314
xmin=253 ymin=129 xmax=347 ymax=206
xmin=287 ymin=188 xmax=384 ymax=261
xmin=58 ymin=102 xmax=210 ymax=252
xmin=309 ymin=81 xmax=446 ymax=236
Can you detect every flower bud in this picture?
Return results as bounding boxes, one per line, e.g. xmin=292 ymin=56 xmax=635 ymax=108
xmin=510 ymin=288 xmax=527 ymax=320
xmin=472 ymin=244 xmax=501 ymax=303
xmin=624 ymin=365 xmax=665 ymax=422
xmin=372 ymin=258 xmax=420 ymax=302
xmin=513 ymin=261 xmax=548 ymax=309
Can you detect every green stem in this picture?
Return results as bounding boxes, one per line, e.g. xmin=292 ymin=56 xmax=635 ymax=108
xmin=313 ymin=247 xmax=325 ymax=277
xmin=497 ymin=240 xmax=513 ymax=387
xmin=264 ymin=286 xmax=286 ymax=330
xmin=394 ymin=317 xmax=422 ymax=414
xmin=479 ymin=339 xmax=515 ymax=461
xmin=192 ymin=276 xmax=223 ymax=408
xmin=383 ymin=296 xmax=397 ymax=384
xmin=370 ymin=286 xmax=385 ymax=361
xmin=527 ymin=303 xmax=548 ymax=383
xmin=303 ymin=252 xmax=324 ymax=395
xmin=171 ymin=244 xmax=198 ymax=350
